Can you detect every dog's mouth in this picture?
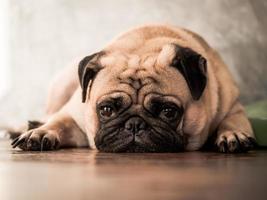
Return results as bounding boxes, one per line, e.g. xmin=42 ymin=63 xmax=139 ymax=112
xmin=122 ymin=143 xmax=156 ymax=153
xmin=94 ymin=128 xmax=185 ymax=153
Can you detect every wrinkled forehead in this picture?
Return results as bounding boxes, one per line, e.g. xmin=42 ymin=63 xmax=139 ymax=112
xmin=90 ymin=47 xmax=191 ymax=106
xmin=100 ymin=43 xmax=178 ymax=70
xmin=99 ymin=51 xmax=156 ymax=71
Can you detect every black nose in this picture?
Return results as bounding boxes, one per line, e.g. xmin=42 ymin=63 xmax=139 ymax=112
xmin=125 ymin=117 xmax=147 ymax=133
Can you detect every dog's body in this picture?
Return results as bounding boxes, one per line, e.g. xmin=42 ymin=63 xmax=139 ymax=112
xmin=12 ymin=25 xmax=255 ymax=152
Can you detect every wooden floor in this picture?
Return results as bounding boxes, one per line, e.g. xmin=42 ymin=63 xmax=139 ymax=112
xmin=0 ymin=139 xmax=267 ymax=200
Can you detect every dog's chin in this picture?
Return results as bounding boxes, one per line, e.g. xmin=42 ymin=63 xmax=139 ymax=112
xmin=123 ymin=143 xmax=156 ymax=153
xmin=97 ymin=141 xmax=183 ymax=153
xmin=95 ymin=129 xmax=185 ymax=153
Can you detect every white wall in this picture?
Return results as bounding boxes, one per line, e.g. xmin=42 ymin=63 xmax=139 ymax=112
xmin=0 ymin=0 xmax=9 ymax=98
xmin=0 ymin=0 xmax=267 ymax=126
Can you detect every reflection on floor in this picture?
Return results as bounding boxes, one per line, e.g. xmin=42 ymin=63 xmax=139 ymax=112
xmin=0 ymin=139 xmax=266 ymax=200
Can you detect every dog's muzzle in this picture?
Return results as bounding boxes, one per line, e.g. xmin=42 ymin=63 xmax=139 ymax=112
xmin=124 ymin=116 xmax=147 ymax=138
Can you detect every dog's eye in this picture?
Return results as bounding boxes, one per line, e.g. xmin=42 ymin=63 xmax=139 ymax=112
xmin=100 ymin=106 xmax=114 ymax=118
xmin=160 ymin=106 xmax=178 ymax=120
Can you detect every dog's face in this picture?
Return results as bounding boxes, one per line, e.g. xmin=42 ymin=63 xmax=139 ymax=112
xmin=78 ymin=44 xmax=207 ymax=152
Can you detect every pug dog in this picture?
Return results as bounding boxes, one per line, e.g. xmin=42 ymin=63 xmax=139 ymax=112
xmin=11 ymin=25 xmax=256 ymax=153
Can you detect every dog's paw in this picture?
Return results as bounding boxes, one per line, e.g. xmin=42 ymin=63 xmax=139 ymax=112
xmin=11 ymin=129 xmax=60 ymax=151
xmin=215 ymin=131 xmax=257 ymax=153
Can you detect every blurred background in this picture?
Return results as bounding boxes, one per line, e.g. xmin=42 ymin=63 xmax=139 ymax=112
xmin=0 ymin=0 xmax=266 ymax=126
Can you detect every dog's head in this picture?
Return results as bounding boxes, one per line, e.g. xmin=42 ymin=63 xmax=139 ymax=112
xmin=78 ymin=44 xmax=207 ymax=152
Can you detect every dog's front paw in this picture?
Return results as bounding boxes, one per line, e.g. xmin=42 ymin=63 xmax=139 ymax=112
xmin=11 ymin=129 xmax=60 ymax=151
xmin=215 ymin=131 xmax=257 ymax=153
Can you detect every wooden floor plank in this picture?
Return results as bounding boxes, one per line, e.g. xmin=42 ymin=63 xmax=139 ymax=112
xmin=0 ymin=139 xmax=267 ymax=200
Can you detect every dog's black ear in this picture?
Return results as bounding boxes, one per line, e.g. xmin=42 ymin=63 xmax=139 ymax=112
xmin=78 ymin=52 xmax=103 ymax=103
xmin=171 ymin=45 xmax=207 ymax=100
